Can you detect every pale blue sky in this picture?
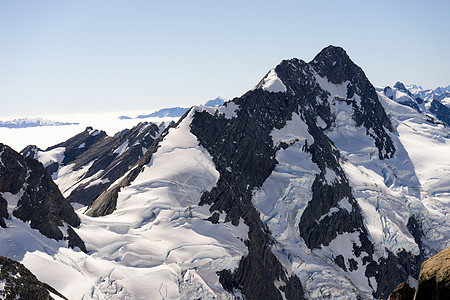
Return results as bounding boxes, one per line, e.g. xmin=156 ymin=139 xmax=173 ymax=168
xmin=1 ymin=0 xmax=449 ymax=116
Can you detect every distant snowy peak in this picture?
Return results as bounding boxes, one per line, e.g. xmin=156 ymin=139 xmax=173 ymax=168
xmin=136 ymin=107 xmax=188 ymax=118
xmin=382 ymin=82 xmax=450 ymax=126
xmin=404 ymin=83 xmax=450 ymax=102
xmin=0 ymin=118 xmax=78 ymax=128
xmin=204 ymin=96 xmax=227 ymax=107
xmin=380 ymin=85 xmax=421 ymax=112
xmin=120 ymin=97 xmax=227 ymax=120
xmin=406 ymin=84 xmax=424 ymax=94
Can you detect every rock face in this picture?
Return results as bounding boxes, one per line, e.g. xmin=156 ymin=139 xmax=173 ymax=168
xmin=22 ymin=122 xmax=166 ymax=206
xmin=0 ymin=143 xmax=85 ymax=252
xmin=429 ymin=99 xmax=450 ymax=126
xmin=0 ymin=256 xmax=67 ymax=299
xmin=387 ymin=281 xmax=415 ymax=300
xmin=86 ymin=119 xmax=179 ymax=216
xmin=415 ymin=247 xmax=450 ymax=300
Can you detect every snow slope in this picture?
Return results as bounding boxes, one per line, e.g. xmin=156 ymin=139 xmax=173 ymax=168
xmin=1 ymin=108 xmax=248 ymax=299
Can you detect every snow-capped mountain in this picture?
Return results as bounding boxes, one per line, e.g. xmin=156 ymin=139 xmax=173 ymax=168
xmin=0 ymin=46 xmax=449 ymax=299
xmin=0 ymin=118 xmax=78 ymax=128
xmin=406 ymin=84 xmax=450 ymax=103
xmin=21 ymin=122 xmax=168 ymax=207
xmin=378 ymin=82 xmax=450 ymax=126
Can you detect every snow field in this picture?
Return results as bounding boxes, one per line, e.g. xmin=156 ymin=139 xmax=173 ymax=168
xmin=261 ymin=68 xmax=287 ymax=93
xmin=378 ymin=92 xmax=450 ymax=252
xmin=0 ymin=107 xmax=249 ymax=299
xmin=71 ymin=108 xmax=248 ymax=299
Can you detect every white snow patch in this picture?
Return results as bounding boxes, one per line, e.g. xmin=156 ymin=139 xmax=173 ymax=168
xmin=338 ymin=197 xmax=352 ymax=213
xmin=261 ymin=69 xmax=287 ymax=93
xmin=314 ymin=73 xmax=351 ymax=104
xmin=35 ymin=147 xmax=65 ymax=168
xmin=78 ymin=142 xmax=86 ymax=149
xmin=271 ymin=112 xmax=313 ymax=146
xmin=1 ymin=189 xmax=25 ymax=213
xmin=324 ymin=167 xmax=337 ymax=184
xmin=54 ymin=161 xmax=96 ymax=197
xmin=85 ymin=178 xmax=111 ymax=189
xmin=113 ymin=140 xmax=129 ymax=156
xmin=89 ymin=129 xmax=100 ymax=136
xmin=313 ymin=232 xmax=373 ymax=295
xmin=316 ymin=116 xmax=327 ymax=129
xmin=196 ymin=101 xmax=240 ymax=120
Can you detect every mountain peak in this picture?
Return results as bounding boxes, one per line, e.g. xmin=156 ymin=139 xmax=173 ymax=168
xmin=309 ymin=45 xmax=365 ymax=85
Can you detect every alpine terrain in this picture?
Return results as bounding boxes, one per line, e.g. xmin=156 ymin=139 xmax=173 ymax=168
xmin=0 ymin=45 xmax=449 ymax=299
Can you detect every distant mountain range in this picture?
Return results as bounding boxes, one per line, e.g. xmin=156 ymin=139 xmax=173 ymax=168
xmin=378 ymin=82 xmax=450 ymax=126
xmin=0 ymin=118 xmax=78 ymax=128
xmin=406 ymin=84 xmax=450 ymax=102
xmin=119 ymin=96 xmax=227 ymax=119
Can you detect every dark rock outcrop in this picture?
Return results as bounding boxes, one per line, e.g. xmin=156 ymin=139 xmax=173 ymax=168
xmin=429 ymin=99 xmax=450 ymax=126
xmin=0 ymin=196 xmax=8 ymax=228
xmin=191 ymin=94 xmax=305 ymax=299
xmin=387 ymin=281 xmax=415 ymax=300
xmin=0 ymin=255 xmax=67 ymax=300
xmin=86 ymin=120 xmax=179 ymax=216
xmin=0 ymin=143 xmax=85 ymax=252
xmin=22 ymin=122 xmax=166 ymax=206
xmin=414 ymin=247 xmax=450 ymax=300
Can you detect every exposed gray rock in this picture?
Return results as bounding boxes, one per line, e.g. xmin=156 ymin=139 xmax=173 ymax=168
xmin=22 ymin=122 xmax=166 ymax=206
xmin=429 ymin=99 xmax=450 ymax=126
xmin=86 ymin=120 xmax=179 ymax=216
xmin=0 ymin=143 xmax=85 ymax=252
xmin=0 ymin=255 xmax=67 ymax=300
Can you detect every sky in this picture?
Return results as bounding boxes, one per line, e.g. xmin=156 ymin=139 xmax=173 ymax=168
xmin=1 ymin=0 xmax=449 ymax=117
